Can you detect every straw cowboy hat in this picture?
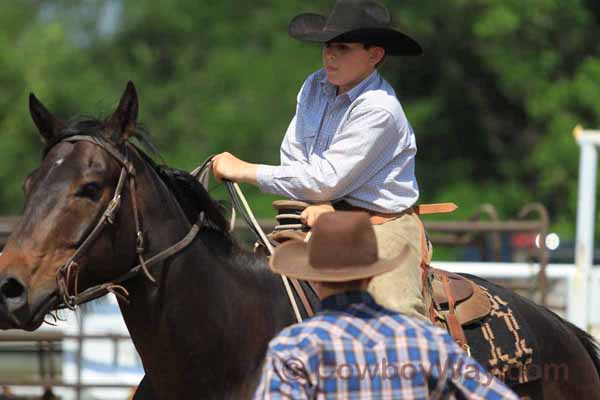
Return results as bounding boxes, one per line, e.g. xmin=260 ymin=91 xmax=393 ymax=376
xmin=270 ymin=212 xmax=411 ymax=282
xmin=288 ymin=0 xmax=423 ymax=56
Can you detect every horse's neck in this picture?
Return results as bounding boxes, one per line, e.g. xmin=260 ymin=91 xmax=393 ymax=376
xmin=121 ymin=232 xmax=293 ymax=397
xmin=116 ymin=158 xmax=294 ymax=397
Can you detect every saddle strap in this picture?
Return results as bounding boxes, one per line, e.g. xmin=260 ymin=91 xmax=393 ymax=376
xmin=413 ymin=203 xmax=457 ymax=215
xmin=416 ymin=209 xmax=470 ymax=355
xmin=442 ymin=275 xmax=469 ymax=354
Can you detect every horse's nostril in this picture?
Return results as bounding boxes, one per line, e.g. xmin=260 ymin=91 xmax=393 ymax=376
xmin=1 ymin=278 xmax=26 ymax=300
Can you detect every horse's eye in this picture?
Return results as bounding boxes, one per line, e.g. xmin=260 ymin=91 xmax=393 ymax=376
xmin=76 ymin=182 xmax=102 ymax=201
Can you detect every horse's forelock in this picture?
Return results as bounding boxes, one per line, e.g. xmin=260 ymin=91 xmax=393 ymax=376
xmin=41 ymin=117 xmax=106 ymax=158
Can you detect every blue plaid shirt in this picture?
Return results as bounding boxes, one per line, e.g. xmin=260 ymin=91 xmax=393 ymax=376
xmin=254 ymin=291 xmax=518 ymax=400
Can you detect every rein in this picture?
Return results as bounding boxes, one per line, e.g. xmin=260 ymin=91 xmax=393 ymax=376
xmin=53 ymin=135 xmax=201 ymax=310
xmin=191 ymin=159 xmax=305 ymax=323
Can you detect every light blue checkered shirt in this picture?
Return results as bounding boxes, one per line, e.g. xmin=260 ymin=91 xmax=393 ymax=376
xmin=257 ymin=69 xmax=419 ymax=213
xmin=253 ymin=291 xmax=519 ymax=400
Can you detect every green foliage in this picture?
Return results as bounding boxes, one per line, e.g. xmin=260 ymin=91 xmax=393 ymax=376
xmin=1 ymin=0 xmax=599 ymax=248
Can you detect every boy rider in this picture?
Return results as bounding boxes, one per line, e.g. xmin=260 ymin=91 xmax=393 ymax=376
xmin=212 ymin=0 xmax=431 ymax=319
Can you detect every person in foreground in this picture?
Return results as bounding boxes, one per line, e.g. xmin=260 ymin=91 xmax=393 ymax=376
xmin=212 ymin=0 xmax=433 ymax=320
xmin=253 ymin=212 xmax=518 ymax=400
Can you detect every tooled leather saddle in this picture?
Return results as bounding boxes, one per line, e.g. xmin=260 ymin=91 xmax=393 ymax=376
xmin=264 ymin=200 xmax=492 ymax=352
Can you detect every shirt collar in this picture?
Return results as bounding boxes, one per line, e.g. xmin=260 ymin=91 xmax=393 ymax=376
xmin=346 ymin=69 xmax=379 ymax=102
xmin=318 ymin=290 xmax=377 ymax=312
xmin=319 ymin=69 xmax=380 ymax=102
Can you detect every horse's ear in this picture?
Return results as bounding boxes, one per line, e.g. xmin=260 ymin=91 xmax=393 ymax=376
xmin=106 ymin=81 xmax=138 ymax=143
xmin=29 ymin=93 xmax=65 ymax=142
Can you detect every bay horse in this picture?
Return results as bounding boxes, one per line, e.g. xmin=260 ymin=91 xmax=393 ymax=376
xmin=0 ymin=82 xmax=598 ymax=399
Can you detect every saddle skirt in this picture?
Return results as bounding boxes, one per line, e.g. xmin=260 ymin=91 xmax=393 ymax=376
xmin=430 ymin=268 xmax=491 ymax=326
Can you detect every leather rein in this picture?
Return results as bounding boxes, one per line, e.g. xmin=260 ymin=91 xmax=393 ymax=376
xmin=53 ymin=135 xmax=201 ymax=310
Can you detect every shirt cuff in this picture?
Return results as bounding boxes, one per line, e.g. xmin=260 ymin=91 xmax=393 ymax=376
xmin=256 ymin=164 xmax=277 ymax=193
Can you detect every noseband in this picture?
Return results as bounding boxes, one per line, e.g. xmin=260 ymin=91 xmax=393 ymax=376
xmin=53 ymin=135 xmax=201 ymax=310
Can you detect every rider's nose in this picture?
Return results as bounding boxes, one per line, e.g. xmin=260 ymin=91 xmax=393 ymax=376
xmin=0 ymin=276 xmax=28 ymax=313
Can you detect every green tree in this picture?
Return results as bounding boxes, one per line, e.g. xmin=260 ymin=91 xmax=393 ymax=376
xmin=1 ymin=0 xmax=599 ymax=250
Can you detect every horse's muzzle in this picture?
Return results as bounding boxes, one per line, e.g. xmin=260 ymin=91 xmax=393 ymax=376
xmin=0 ymin=275 xmax=31 ymax=328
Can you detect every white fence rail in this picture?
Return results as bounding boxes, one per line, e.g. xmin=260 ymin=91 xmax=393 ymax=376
xmin=572 ymin=127 xmax=600 ymax=330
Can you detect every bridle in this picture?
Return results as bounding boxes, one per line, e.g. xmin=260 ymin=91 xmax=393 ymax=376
xmin=52 ymin=135 xmax=201 ymax=310
xmin=45 ymin=134 xmax=306 ymax=324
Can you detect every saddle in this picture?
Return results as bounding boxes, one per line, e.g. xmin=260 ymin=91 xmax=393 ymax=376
xmin=266 ymin=200 xmax=492 ymax=352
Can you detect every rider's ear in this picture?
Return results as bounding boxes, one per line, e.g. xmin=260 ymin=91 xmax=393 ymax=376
xmin=105 ymin=81 xmax=138 ymax=144
xmin=29 ymin=93 xmax=65 ymax=143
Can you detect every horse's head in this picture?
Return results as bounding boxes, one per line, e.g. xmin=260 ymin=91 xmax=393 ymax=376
xmin=0 ymin=83 xmax=142 ymax=330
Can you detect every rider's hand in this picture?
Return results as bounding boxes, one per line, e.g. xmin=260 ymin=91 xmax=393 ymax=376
xmin=212 ymin=152 xmax=259 ymax=185
xmin=300 ymin=204 xmax=335 ymax=227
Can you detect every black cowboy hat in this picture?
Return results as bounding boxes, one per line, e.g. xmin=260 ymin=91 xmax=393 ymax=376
xmin=288 ymin=0 xmax=422 ymax=56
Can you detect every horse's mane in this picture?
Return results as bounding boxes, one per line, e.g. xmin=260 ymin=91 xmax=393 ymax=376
xmin=44 ymin=117 xmax=230 ymax=235
xmin=140 ymin=153 xmax=230 ymax=233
